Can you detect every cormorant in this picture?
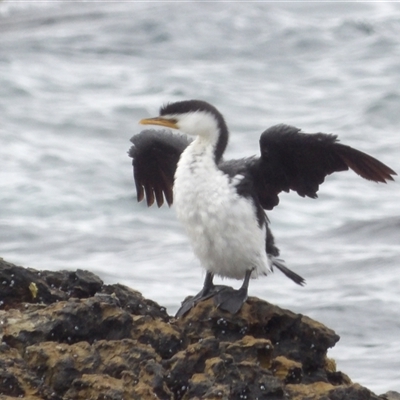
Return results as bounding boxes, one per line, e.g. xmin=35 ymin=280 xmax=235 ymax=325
xmin=129 ymin=100 xmax=396 ymax=316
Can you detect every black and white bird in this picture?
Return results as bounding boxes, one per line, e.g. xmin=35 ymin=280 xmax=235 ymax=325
xmin=129 ymin=100 xmax=396 ymax=317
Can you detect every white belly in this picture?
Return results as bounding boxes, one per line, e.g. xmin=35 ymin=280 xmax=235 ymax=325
xmin=174 ymin=147 xmax=270 ymax=280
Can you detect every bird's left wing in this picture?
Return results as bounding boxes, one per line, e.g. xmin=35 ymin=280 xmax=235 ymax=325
xmin=252 ymin=124 xmax=396 ymax=210
xmin=129 ymin=129 xmax=191 ymax=207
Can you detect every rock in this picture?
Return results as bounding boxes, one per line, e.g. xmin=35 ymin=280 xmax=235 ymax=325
xmin=381 ymin=391 xmax=400 ymax=400
xmin=0 ymin=258 xmax=398 ymax=400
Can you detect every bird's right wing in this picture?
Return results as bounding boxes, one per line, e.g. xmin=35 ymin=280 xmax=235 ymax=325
xmin=129 ymin=129 xmax=191 ymax=207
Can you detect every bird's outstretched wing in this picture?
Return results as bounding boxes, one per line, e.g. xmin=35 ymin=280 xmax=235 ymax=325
xmin=129 ymin=129 xmax=191 ymax=207
xmin=253 ymin=124 xmax=396 ymax=210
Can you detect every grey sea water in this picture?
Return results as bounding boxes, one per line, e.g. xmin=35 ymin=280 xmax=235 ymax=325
xmin=1 ymin=1 xmax=400 ymax=394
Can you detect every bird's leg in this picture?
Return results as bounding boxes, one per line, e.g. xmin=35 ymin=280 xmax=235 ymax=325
xmin=175 ymin=272 xmax=227 ymax=317
xmin=201 ymin=271 xmax=215 ymax=295
xmin=214 ymin=269 xmax=253 ymax=314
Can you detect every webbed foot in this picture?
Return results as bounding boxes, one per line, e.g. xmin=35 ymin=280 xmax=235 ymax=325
xmin=213 ymin=286 xmax=248 ymax=314
xmin=175 ymin=283 xmax=227 ymax=317
xmin=176 ymin=269 xmax=254 ymax=317
xmin=214 ymin=268 xmax=253 ymax=314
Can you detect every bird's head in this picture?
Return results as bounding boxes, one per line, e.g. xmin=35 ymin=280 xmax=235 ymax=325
xmin=140 ymin=100 xmax=229 ymax=162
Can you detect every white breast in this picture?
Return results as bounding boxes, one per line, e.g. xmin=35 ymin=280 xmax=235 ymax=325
xmin=173 ymin=139 xmax=271 ymax=280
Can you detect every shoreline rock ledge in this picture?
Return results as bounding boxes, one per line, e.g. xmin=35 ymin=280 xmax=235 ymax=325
xmin=0 ymin=259 xmax=398 ymax=400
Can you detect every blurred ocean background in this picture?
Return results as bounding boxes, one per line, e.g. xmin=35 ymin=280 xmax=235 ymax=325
xmin=1 ymin=1 xmax=399 ymax=394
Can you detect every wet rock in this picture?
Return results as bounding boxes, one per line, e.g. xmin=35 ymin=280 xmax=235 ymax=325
xmin=176 ymin=296 xmax=340 ymax=385
xmin=102 ymin=283 xmax=169 ymax=321
xmin=2 ymin=297 xmax=135 ymax=351
xmin=0 ymin=342 xmax=61 ymax=400
xmin=0 ymin=259 xmax=398 ymax=400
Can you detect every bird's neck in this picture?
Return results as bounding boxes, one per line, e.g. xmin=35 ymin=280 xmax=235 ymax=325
xmin=189 ymin=135 xmax=220 ymax=166
xmin=188 ymin=125 xmax=228 ymax=165
xmin=174 ymin=134 xmax=223 ymax=215
xmin=176 ymin=135 xmax=219 ymax=182
xmin=195 ymin=134 xmax=218 ymax=154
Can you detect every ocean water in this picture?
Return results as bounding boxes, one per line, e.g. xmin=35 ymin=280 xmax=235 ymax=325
xmin=1 ymin=1 xmax=400 ymax=394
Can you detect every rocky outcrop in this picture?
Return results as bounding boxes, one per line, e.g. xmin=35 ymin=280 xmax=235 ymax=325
xmin=0 ymin=258 xmax=398 ymax=400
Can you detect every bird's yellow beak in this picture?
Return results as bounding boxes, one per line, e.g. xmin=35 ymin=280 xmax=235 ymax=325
xmin=139 ymin=117 xmax=179 ymax=130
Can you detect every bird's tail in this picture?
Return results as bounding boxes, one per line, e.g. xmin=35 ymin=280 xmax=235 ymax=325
xmin=271 ymin=257 xmax=306 ymax=286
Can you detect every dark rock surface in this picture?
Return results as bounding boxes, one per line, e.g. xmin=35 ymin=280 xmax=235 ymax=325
xmin=0 ymin=258 xmax=398 ymax=400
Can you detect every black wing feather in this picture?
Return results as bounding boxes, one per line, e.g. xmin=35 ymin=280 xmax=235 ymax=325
xmin=256 ymin=124 xmax=396 ymax=210
xmin=129 ymin=129 xmax=191 ymax=207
